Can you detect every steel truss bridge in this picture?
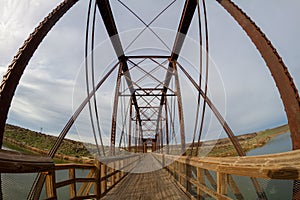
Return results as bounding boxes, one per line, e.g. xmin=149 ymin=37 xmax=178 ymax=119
xmin=0 ymin=0 xmax=299 ymax=199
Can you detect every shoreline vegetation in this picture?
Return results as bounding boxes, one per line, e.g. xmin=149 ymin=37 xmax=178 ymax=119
xmin=2 ymin=124 xmax=289 ymax=162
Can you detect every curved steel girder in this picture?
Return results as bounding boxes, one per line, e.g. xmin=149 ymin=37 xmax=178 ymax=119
xmin=0 ymin=0 xmax=80 ymax=147
xmin=217 ymin=0 xmax=300 ymax=150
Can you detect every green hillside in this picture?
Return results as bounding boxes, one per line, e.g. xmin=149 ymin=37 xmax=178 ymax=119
xmin=3 ymin=124 xmax=91 ymax=158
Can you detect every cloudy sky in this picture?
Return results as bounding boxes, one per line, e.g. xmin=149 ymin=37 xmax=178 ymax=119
xmin=0 ymin=0 xmax=299 ymax=145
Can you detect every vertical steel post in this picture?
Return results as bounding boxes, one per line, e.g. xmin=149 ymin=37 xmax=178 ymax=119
xmin=165 ymin=98 xmax=170 ymax=154
xmin=173 ymin=62 xmax=186 ymax=154
xmin=110 ymin=64 xmax=123 ymax=155
xmin=160 ymin=118 xmax=164 ymax=154
xmin=135 ymin=117 xmax=138 ymax=153
xmin=128 ymin=101 xmax=133 ymax=152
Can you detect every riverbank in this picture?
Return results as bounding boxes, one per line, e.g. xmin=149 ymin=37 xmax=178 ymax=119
xmin=205 ymin=124 xmax=289 ymax=156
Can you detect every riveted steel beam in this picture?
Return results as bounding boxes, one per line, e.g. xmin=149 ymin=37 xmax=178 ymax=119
xmin=216 ymin=0 xmax=300 ymax=150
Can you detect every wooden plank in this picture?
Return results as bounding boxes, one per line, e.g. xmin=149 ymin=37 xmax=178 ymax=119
xmin=160 ymin=151 xmax=300 ymax=180
xmin=102 ymin=154 xmax=189 ymax=200
xmin=94 ymin=161 xmax=101 ymax=199
xmin=101 ymin=163 xmax=107 ymax=195
xmin=110 ymin=166 xmax=115 ymax=186
xmin=120 ymin=160 xmax=124 ymax=178
xmin=217 ymin=172 xmax=228 ymax=195
xmin=0 ymin=149 xmax=54 ymax=173
xmin=102 ymin=169 xmax=190 ymax=200
xmin=56 ymin=179 xmax=74 ymax=189
xmin=218 ymin=165 xmax=300 ymax=180
xmin=54 ymin=163 xmax=95 ymax=170
xmin=162 ymin=150 xmax=300 ymax=167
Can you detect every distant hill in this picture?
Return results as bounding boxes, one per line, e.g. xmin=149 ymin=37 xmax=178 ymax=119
xmin=3 ymin=124 xmax=92 ymax=158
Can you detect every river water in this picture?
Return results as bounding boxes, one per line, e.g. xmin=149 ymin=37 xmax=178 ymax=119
xmin=247 ymin=132 xmax=292 ymax=156
xmin=1 ymin=132 xmax=294 ymax=199
xmin=242 ymin=132 xmax=293 ymax=200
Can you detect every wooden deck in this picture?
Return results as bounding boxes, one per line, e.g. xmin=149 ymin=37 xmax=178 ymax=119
xmin=102 ymin=153 xmax=189 ymax=200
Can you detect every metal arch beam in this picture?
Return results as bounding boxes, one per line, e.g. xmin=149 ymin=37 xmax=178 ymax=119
xmin=216 ymin=0 xmax=300 ymax=150
xmin=157 ymin=0 xmax=198 ymax=153
xmin=96 ymin=0 xmax=142 ymax=128
xmin=170 ymin=0 xmax=198 ymax=61
xmin=162 ymin=0 xmax=198 ymax=87
xmin=0 ymin=0 xmax=80 ymax=147
xmin=95 ymin=0 xmax=123 ymax=58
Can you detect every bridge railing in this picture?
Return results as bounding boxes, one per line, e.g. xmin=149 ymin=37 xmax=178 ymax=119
xmin=43 ymin=154 xmax=141 ymax=200
xmin=154 ymin=150 xmax=300 ymax=200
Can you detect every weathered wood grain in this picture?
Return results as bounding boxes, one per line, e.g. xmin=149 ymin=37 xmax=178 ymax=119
xmin=0 ymin=149 xmax=54 ymax=173
xmin=102 ymin=154 xmax=189 ymax=200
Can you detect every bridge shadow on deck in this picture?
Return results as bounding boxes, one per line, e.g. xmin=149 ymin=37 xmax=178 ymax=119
xmin=102 ymin=154 xmax=189 ymax=200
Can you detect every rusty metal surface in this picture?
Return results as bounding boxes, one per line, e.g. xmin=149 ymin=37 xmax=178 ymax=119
xmin=110 ymin=65 xmax=123 ymax=155
xmin=216 ymin=0 xmax=300 ymax=150
xmin=173 ymin=62 xmax=186 ymax=154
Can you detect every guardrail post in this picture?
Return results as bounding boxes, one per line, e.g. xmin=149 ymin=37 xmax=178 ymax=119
xmin=111 ymin=162 xmax=115 ymax=186
xmin=120 ymin=160 xmax=124 ymax=177
xmin=69 ymin=167 xmax=76 ymax=198
xmin=100 ymin=163 xmax=107 ymax=195
xmin=196 ymin=167 xmax=205 ymax=200
xmin=217 ymin=172 xmax=228 ymax=196
xmin=180 ymin=162 xmax=184 ymax=186
xmin=45 ymin=171 xmax=57 ymax=199
xmin=116 ymin=160 xmax=120 ymax=182
xmin=173 ymin=160 xmax=176 ymax=179
xmin=95 ymin=161 xmax=101 ymax=199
